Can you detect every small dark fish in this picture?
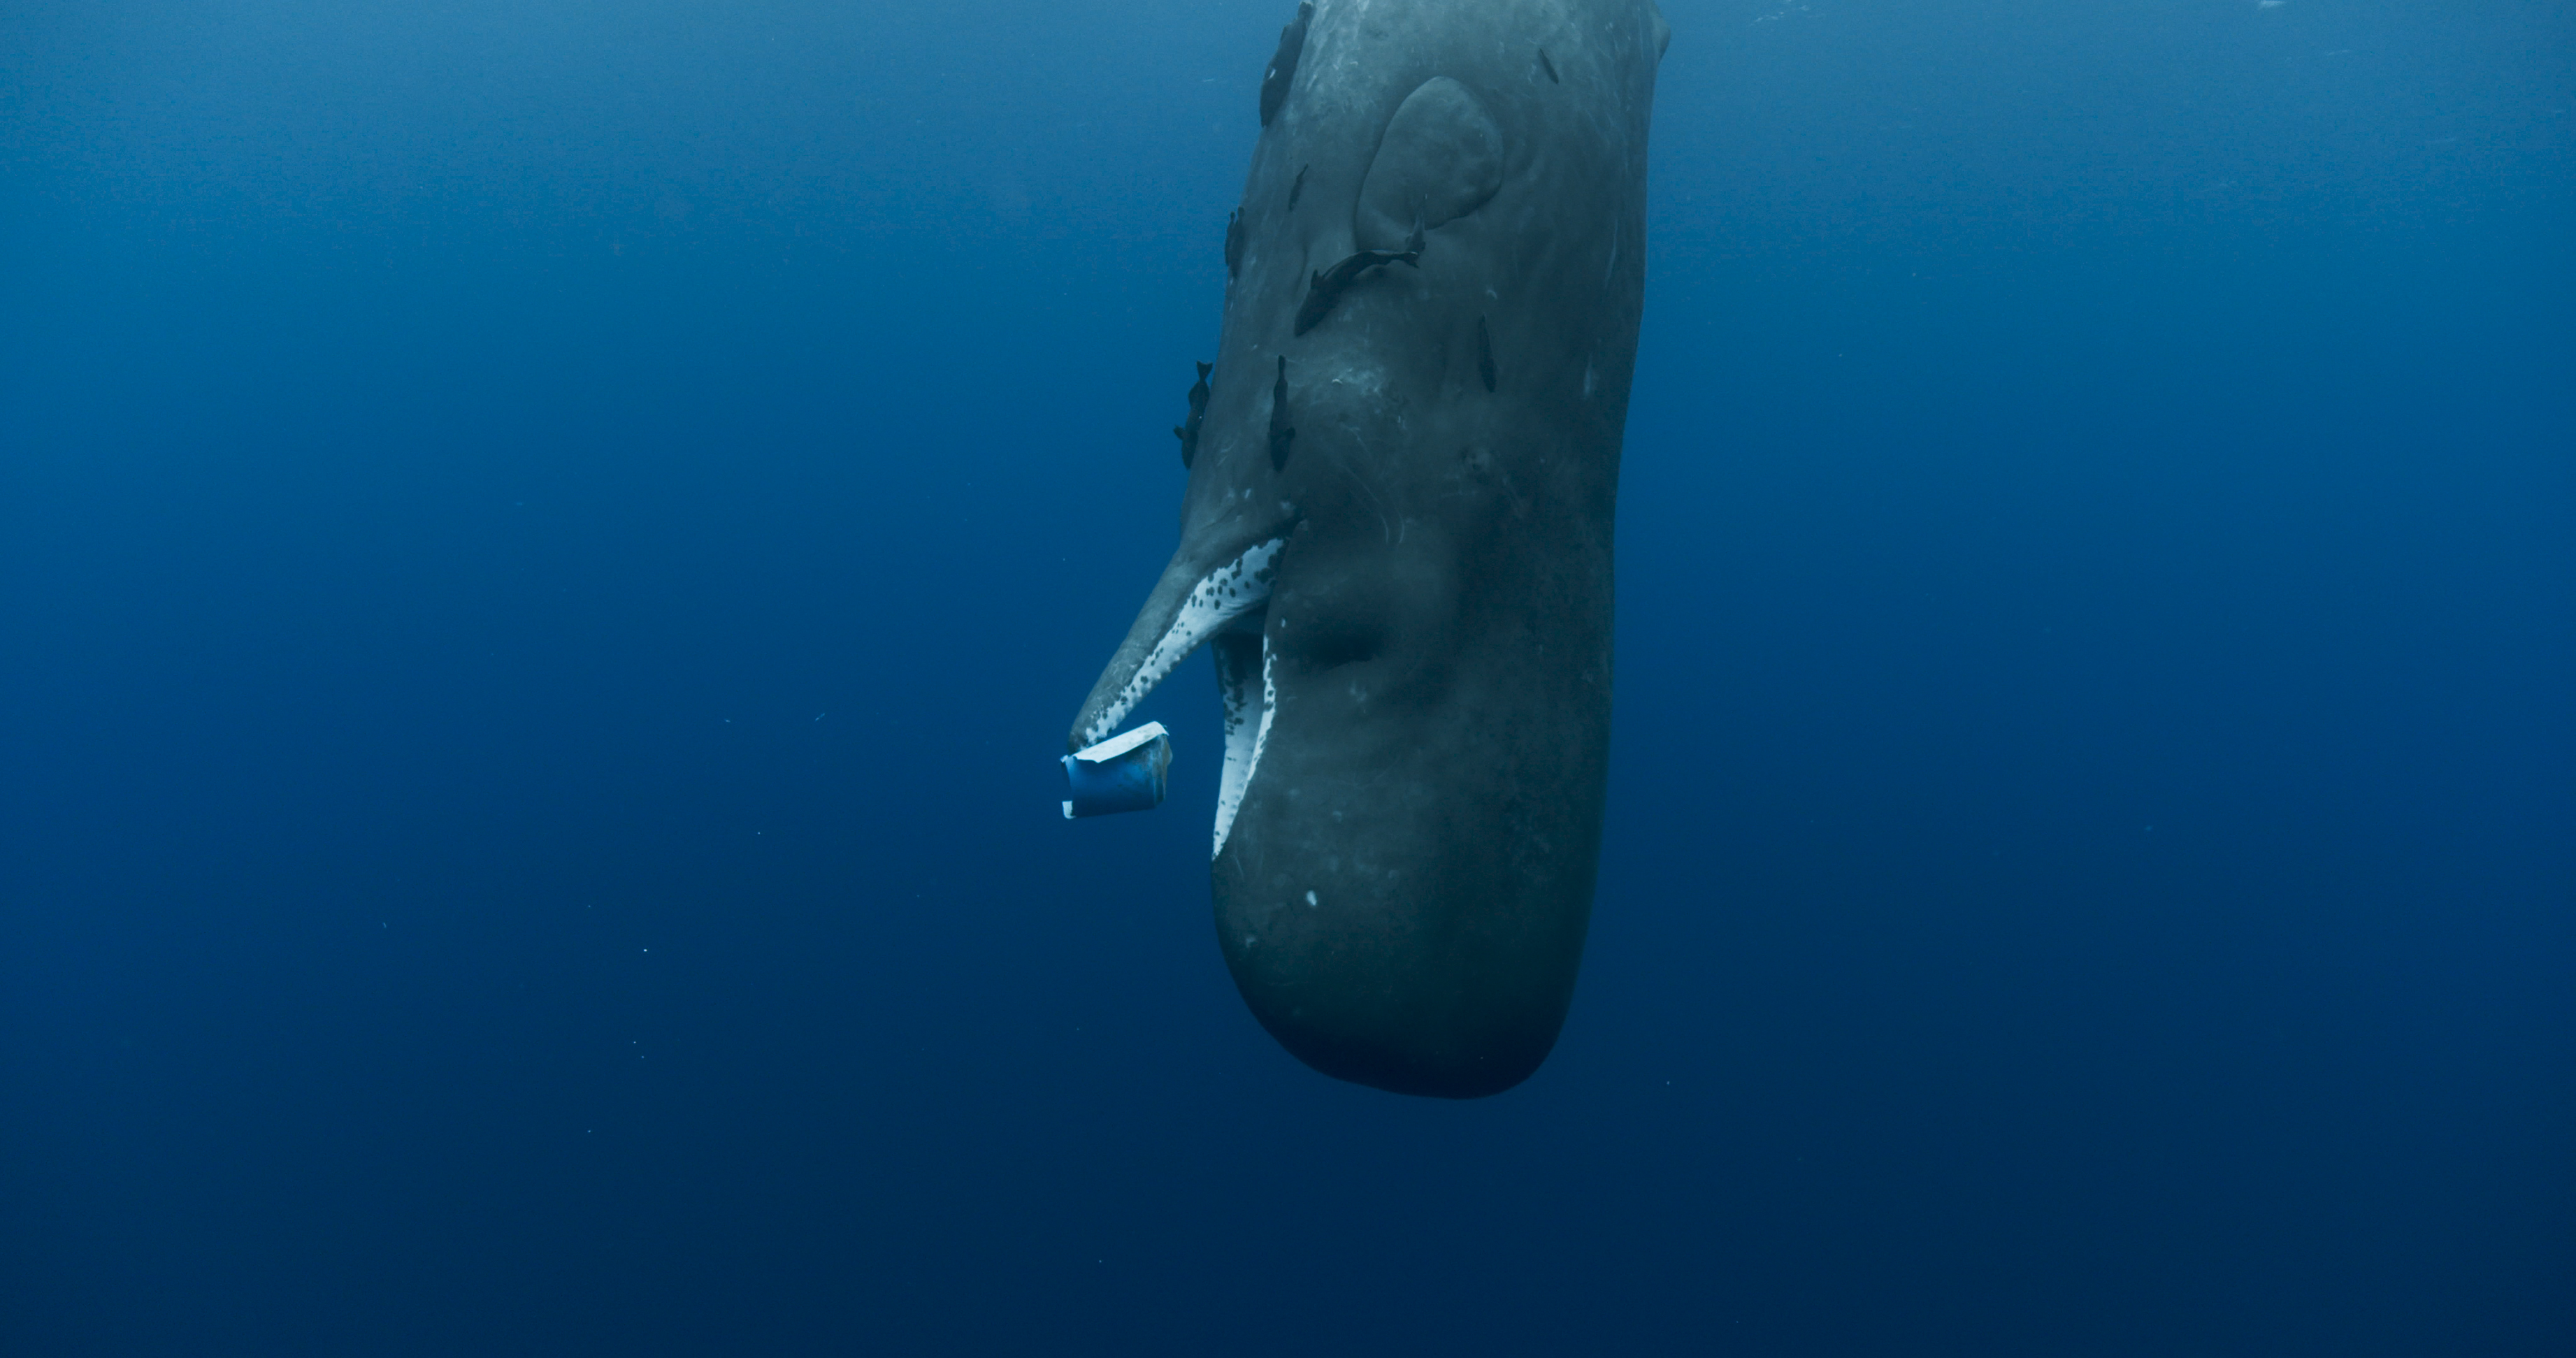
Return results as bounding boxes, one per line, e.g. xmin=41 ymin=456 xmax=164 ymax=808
xmin=1537 ymin=48 xmax=1559 ymax=84
xmin=1476 ymin=315 xmax=1497 ymax=393
xmin=1293 ymin=226 xmax=1426 ymax=336
xmin=1267 ymin=356 xmax=1295 ymax=471
xmin=1258 ymin=2 xmax=1314 ymax=128
xmin=1225 ymin=207 xmax=1245 ymax=280
xmin=1288 ymin=164 xmax=1309 ymax=212
xmin=1174 ymin=361 xmax=1214 ymax=468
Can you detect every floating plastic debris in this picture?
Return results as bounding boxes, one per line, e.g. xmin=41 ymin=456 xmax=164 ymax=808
xmin=1061 ymin=722 xmax=1172 ymax=819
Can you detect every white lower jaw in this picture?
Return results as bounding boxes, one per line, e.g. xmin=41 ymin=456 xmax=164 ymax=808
xmin=1075 ymin=537 xmax=1285 ymax=853
xmin=1079 ymin=538 xmax=1283 ymax=751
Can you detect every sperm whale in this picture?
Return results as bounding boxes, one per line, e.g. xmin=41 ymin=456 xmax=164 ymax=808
xmin=1067 ymin=0 xmax=1669 ymax=1098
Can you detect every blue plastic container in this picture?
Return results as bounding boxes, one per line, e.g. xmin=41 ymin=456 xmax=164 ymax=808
xmin=1061 ymin=722 xmax=1172 ymax=818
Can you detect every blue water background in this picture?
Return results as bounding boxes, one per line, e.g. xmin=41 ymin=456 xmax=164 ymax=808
xmin=4 ymin=1 xmax=2570 ymax=1352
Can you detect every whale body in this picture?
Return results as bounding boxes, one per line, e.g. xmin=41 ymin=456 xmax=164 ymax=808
xmin=1069 ymin=0 xmax=1668 ymax=1098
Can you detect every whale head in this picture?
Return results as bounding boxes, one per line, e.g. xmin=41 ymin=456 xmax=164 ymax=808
xmin=1070 ymin=0 xmax=1667 ymax=1098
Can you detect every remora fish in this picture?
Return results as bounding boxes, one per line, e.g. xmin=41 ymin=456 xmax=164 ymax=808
xmin=1293 ymin=227 xmax=1425 ymax=337
xmin=1067 ymin=0 xmax=1669 ymax=1098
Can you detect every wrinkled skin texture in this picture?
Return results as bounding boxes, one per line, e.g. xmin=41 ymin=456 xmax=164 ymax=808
xmin=1071 ymin=0 xmax=1667 ymax=1098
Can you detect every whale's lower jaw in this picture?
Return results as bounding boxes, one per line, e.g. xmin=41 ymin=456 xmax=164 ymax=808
xmin=1075 ymin=538 xmax=1284 ymax=751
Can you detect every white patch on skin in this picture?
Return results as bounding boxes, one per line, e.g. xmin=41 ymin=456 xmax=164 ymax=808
xmin=1214 ymin=635 xmax=1258 ymax=853
xmin=1081 ymin=538 xmax=1283 ymax=748
xmin=1213 ymin=637 xmax=1278 ymax=860
xmin=1323 ymin=359 xmax=1391 ymax=406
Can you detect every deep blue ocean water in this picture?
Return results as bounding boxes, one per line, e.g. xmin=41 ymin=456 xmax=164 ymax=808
xmin=3 ymin=1 xmax=2569 ymax=1352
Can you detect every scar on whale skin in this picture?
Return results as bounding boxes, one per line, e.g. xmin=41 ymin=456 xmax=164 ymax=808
xmin=1225 ymin=207 xmax=1245 ymax=280
xmin=1288 ymin=164 xmax=1309 ymax=212
xmin=1173 ymin=361 xmax=1212 ymax=468
xmin=1293 ymin=227 xmax=1424 ymax=337
xmin=1538 ymin=48 xmax=1560 ymax=83
xmin=1258 ymin=2 xmax=1313 ymax=127
xmin=1267 ymin=356 xmax=1295 ymax=472
xmin=1476 ymin=315 xmax=1497 ymax=393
